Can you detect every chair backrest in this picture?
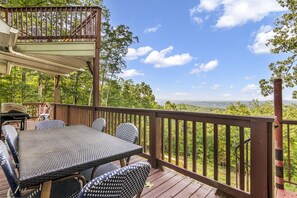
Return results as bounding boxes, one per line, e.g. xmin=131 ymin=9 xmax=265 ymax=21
xmin=78 ymin=162 xmax=151 ymax=198
xmin=116 ymin=123 xmax=138 ymax=144
xmin=116 ymin=123 xmax=139 ymax=164
xmin=0 ymin=141 xmax=20 ymax=197
xmin=91 ymin=118 xmax=106 ymax=132
xmin=2 ymin=125 xmax=19 ymax=164
xmin=35 ymin=120 xmax=65 ymax=130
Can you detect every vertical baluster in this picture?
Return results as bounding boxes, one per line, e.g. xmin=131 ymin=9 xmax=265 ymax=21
xmin=90 ymin=8 xmax=93 ymax=35
xmin=70 ymin=7 xmax=73 ymax=37
xmin=85 ymin=7 xmax=88 ymax=35
xmin=192 ymin=121 xmax=197 ymax=173
xmin=161 ymin=117 xmax=164 ymax=160
xmin=138 ymin=115 xmax=141 ymax=146
xmin=45 ymin=9 xmax=48 ymax=37
xmin=35 ymin=9 xmax=38 ymax=36
xmin=55 ymin=8 xmax=58 ymax=37
xmin=80 ymin=7 xmax=83 ymax=36
xmin=246 ymin=139 xmax=249 ymax=192
xmin=226 ymin=125 xmax=231 ymax=185
xmin=112 ymin=112 xmax=115 ymax=135
xmin=184 ymin=120 xmax=188 ymax=169
xmin=287 ymin=124 xmax=291 ymax=183
xmin=175 ymin=119 xmax=179 ymax=166
xmin=143 ymin=116 xmax=147 ymax=153
xmin=40 ymin=8 xmax=42 ymax=37
xmin=25 ymin=8 xmax=28 ymax=37
xmin=168 ymin=118 xmax=172 ymax=163
xmin=203 ymin=122 xmax=207 ymax=176
xmin=16 ymin=9 xmax=18 ymax=29
xmin=239 ymin=127 xmax=245 ymax=190
xmin=65 ymin=8 xmax=68 ymax=36
xmin=20 ymin=8 xmax=23 ymax=37
xmin=30 ymin=8 xmax=33 ymax=36
xmin=50 ymin=7 xmax=53 ymax=37
xmin=214 ymin=124 xmax=218 ymax=180
xmin=60 ymin=8 xmax=63 ymax=36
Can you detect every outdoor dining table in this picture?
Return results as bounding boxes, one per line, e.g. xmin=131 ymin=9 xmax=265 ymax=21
xmin=18 ymin=124 xmax=143 ymax=197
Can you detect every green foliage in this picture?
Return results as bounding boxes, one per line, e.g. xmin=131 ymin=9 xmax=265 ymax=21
xmin=260 ymin=0 xmax=297 ymax=98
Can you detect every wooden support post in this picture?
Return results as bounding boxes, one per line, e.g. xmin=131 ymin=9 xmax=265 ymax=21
xmin=274 ymin=78 xmax=284 ymax=190
xmin=92 ymin=9 xmax=101 ymax=108
xmin=250 ymin=120 xmax=274 ymax=198
xmin=149 ymin=112 xmax=161 ymax=169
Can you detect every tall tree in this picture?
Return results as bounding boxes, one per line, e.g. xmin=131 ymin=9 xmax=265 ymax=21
xmin=259 ymin=0 xmax=297 ymax=98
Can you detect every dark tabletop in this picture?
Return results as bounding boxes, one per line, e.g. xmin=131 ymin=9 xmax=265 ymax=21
xmin=18 ymin=125 xmax=143 ymax=188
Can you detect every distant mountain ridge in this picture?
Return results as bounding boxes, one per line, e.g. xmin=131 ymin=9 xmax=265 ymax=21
xmin=156 ymin=99 xmax=297 ymax=109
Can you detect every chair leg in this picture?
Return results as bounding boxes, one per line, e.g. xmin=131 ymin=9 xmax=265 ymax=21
xmin=136 ymin=191 xmax=142 ymax=198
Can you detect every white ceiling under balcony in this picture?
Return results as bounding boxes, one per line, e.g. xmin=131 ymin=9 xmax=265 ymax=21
xmin=0 ymin=19 xmax=95 ymax=76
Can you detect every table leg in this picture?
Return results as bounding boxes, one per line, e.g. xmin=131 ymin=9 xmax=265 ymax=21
xmin=120 ymin=159 xmax=126 ymax=167
xmin=41 ymin=180 xmax=52 ymax=198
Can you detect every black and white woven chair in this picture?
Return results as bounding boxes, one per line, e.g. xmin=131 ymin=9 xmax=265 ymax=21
xmin=0 ymin=140 xmax=84 ymax=198
xmin=91 ymin=118 xmax=106 ymax=132
xmin=35 ymin=120 xmax=65 ymax=130
xmin=78 ymin=162 xmax=151 ymax=198
xmin=2 ymin=125 xmax=19 ymax=166
xmin=81 ymin=123 xmax=139 ymax=181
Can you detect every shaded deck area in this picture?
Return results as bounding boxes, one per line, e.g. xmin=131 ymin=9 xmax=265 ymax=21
xmin=0 ymin=119 xmax=226 ymax=198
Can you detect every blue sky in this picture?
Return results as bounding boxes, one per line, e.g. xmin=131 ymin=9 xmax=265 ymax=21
xmin=104 ymin=0 xmax=293 ymax=101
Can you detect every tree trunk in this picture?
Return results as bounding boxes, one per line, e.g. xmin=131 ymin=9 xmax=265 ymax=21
xmin=38 ymin=75 xmax=43 ymax=99
xmin=21 ymin=68 xmax=26 ymax=103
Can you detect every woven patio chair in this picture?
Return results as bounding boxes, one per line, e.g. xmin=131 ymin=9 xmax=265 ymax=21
xmin=91 ymin=118 xmax=106 ymax=132
xmin=0 ymin=140 xmax=85 ymax=198
xmin=78 ymin=162 xmax=151 ymax=198
xmin=2 ymin=125 xmax=19 ymax=166
xmin=81 ymin=123 xmax=139 ymax=181
xmin=35 ymin=120 xmax=65 ymax=130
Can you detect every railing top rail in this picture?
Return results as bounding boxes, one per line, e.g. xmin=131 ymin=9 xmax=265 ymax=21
xmin=281 ymin=120 xmax=297 ymax=124
xmin=0 ymin=6 xmax=101 ymax=10
xmin=54 ymin=103 xmax=276 ymax=123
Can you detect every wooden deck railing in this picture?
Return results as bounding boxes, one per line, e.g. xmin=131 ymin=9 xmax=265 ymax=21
xmin=0 ymin=6 xmax=101 ymax=41
xmin=51 ymin=103 xmax=275 ymax=198
xmin=282 ymin=120 xmax=297 ymax=187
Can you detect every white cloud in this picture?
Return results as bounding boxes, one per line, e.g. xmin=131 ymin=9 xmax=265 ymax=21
xmin=190 ymin=0 xmax=285 ymax=28
xmin=190 ymin=59 xmax=218 ymax=74
xmin=223 ymin=93 xmax=232 ymax=97
xmin=174 ymin=92 xmax=191 ymax=96
xmin=211 ymin=84 xmax=220 ymax=90
xmin=118 ymin=69 xmax=144 ymax=78
xmin=245 ymin=75 xmax=257 ymax=80
xmin=248 ymin=25 xmax=274 ymax=54
xmin=230 ymin=85 xmax=234 ymax=89
xmin=143 ymin=46 xmax=193 ymax=68
xmin=192 ymin=17 xmax=204 ymax=25
xmin=241 ymin=84 xmax=260 ymax=92
xmin=144 ymin=24 xmax=162 ymax=33
xmin=125 ymin=46 xmax=153 ymax=60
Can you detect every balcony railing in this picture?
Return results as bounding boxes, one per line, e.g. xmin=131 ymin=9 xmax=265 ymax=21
xmin=282 ymin=120 xmax=297 ymax=187
xmin=35 ymin=103 xmax=275 ymax=198
xmin=0 ymin=6 xmax=101 ymax=41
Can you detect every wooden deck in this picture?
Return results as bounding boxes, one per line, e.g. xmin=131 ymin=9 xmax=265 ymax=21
xmin=0 ymin=120 xmax=229 ymax=198
xmin=0 ymin=155 xmax=226 ymax=198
